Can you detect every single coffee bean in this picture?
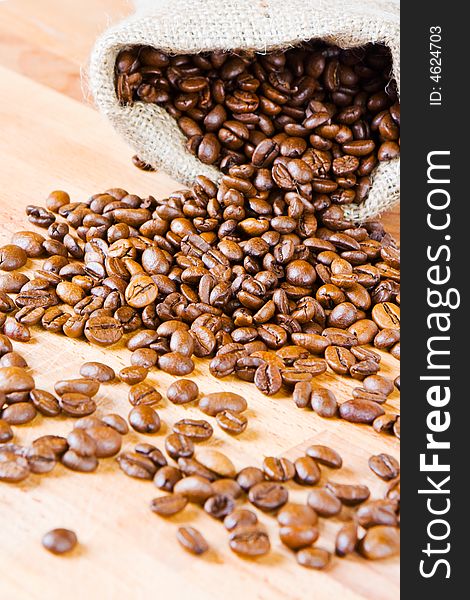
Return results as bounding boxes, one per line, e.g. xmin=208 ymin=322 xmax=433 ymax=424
xmin=173 ymin=475 xmax=214 ymax=504
xmin=33 ymin=435 xmax=68 ymax=456
xmin=131 ymin=348 xmax=158 ymax=368
xmin=176 ymin=526 xmax=209 ymax=555
xmin=0 ymin=244 xmax=28 ymax=271
xmin=204 ymin=493 xmax=236 ymax=519
xmin=229 ymin=524 xmax=271 ymax=557
xmin=277 ymin=503 xmax=318 ymax=527
xmin=166 ymin=379 xmax=199 ymax=404
xmin=0 ymin=352 xmax=28 ymax=368
xmin=119 ymin=365 xmax=148 ymax=385
xmin=198 ymin=392 xmax=247 ymax=416
xmin=293 ymin=380 xmax=312 ymax=408
xmin=325 ymin=481 xmax=370 ymax=505
xmin=79 ymin=362 xmax=115 ymax=382
xmin=150 ymin=494 xmax=188 ymax=516
xmin=279 ymin=525 xmax=319 ymax=550
xmin=101 ymin=413 xmax=129 ymax=435
xmin=294 ymin=456 xmax=321 ymax=485
xmin=0 ymin=450 xmax=30 ymax=482
xmin=59 ymin=393 xmax=96 ymax=418
xmin=0 ymin=367 xmax=34 ymax=394
xmin=216 ymin=409 xmax=248 ymax=435
xmin=196 ymin=448 xmax=236 ymax=478
xmin=310 ymin=387 xmax=338 ymax=417
xmin=128 ymin=382 xmax=162 ymax=407
xmin=263 ymin=456 xmax=295 ymax=482
xmin=29 ymin=389 xmax=61 ymax=417
xmin=128 ymin=405 xmax=161 ymax=434
xmin=248 ymin=481 xmax=288 ymax=511
xmin=117 ymin=451 xmax=157 ymax=479
xmin=54 ymin=378 xmax=100 ymax=397
xmin=306 ymin=445 xmax=342 ymax=468
xmin=42 ymin=529 xmax=77 ymax=555
xmin=135 ymin=443 xmax=167 ymax=467
xmin=85 ymin=425 xmax=122 ymax=458
xmin=26 ymin=444 xmax=56 ymax=474
xmin=254 ymin=362 xmax=283 ymax=395
xmin=159 ymin=352 xmax=194 ymax=375
xmin=2 ymin=402 xmax=37 ymax=425
xmin=211 ymin=478 xmax=243 ymax=498
xmin=237 ymin=466 xmax=265 ymax=491
xmin=372 ymin=302 xmax=400 ymax=329
xmin=3 ymin=318 xmax=31 ymax=342
xmin=339 ymin=399 xmax=385 ymax=423
xmin=356 ymin=500 xmax=398 ymax=528
xmin=368 ymin=453 xmax=400 ymax=480
xmin=173 ymin=419 xmax=213 ymax=442
xmin=154 ymin=465 xmax=182 ymax=491
xmin=224 ymin=508 xmax=258 ymax=531
xmin=307 ymin=488 xmax=342 ymax=517
xmin=66 ymin=429 xmax=97 ymax=457
xmin=296 ymin=546 xmax=331 ymax=569
xmin=165 ymin=433 xmax=194 ymax=460
xmin=84 ymin=316 xmax=123 ymax=346
xmin=372 ymin=412 xmax=398 ymax=434
xmin=335 ymin=521 xmax=358 ymax=557
xmin=0 ymin=418 xmax=13 ymax=443
xmin=358 ymin=525 xmax=400 ymax=560
xmin=363 ymin=374 xmax=394 ymax=396
xmin=62 ymin=450 xmax=98 ymax=472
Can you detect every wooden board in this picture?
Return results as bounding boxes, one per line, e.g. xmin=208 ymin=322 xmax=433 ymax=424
xmin=0 ymin=4 xmax=400 ymax=599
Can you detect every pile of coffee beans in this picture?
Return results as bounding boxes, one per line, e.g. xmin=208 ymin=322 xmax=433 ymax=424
xmin=116 ymin=42 xmax=399 ymax=211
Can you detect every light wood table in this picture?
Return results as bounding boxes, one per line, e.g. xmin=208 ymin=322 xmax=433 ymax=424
xmin=0 ymin=3 xmax=400 ymax=599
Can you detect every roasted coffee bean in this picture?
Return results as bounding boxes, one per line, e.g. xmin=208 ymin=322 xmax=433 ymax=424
xmin=154 ymin=465 xmax=182 ymax=491
xmin=33 ymin=435 xmax=68 ymax=456
xmin=79 ymin=362 xmax=115 ymax=382
xmin=150 ymin=494 xmax=188 ymax=517
xmin=58 ymin=393 xmax=96 ymax=418
xmin=277 ymin=503 xmax=318 ymax=527
xmin=368 ymin=453 xmax=400 ymax=480
xmin=216 ymin=409 xmax=248 ymax=435
xmin=237 ymin=466 xmax=265 ymax=491
xmin=372 ymin=302 xmax=400 ymax=329
xmin=3 ymin=318 xmax=31 ymax=342
xmin=30 ymin=389 xmax=61 ymax=417
xmin=117 ymin=451 xmax=157 ymax=479
xmin=176 ymin=526 xmax=209 ymax=555
xmin=26 ymin=444 xmax=56 ymax=474
xmin=85 ymin=425 xmax=122 ymax=458
xmin=211 ymin=478 xmax=243 ymax=498
xmin=363 ymin=374 xmax=394 ymax=396
xmin=294 ymin=456 xmax=321 ymax=485
xmin=159 ymin=352 xmax=194 ymax=375
xmin=263 ymin=456 xmax=295 ymax=482
xmin=2 ymin=402 xmax=37 ymax=425
xmin=166 ymin=379 xmax=199 ymax=405
xmin=0 ymin=450 xmax=30 ymax=482
xmin=307 ymin=488 xmax=342 ymax=517
xmin=306 ymin=445 xmax=342 ymax=468
xmin=310 ymin=387 xmax=338 ymax=417
xmin=196 ymin=448 xmax=236 ymax=478
xmin=42 ymin=529 xmax=77 ymax=555
xmin=84 ymin=316 xmax=123 ymax=346
xmin=0 ymin=244 xmax=28 ymax=271
xmin=339 ymin=399 xmax=385 ymax=423
xmin=358 ymin=525 xmax=400 ymax=560
xmin=0 ymin=351 xmax=27 ymax=368
xmin=254 ymin=362 xmax=283 ymax=395
xmin=325 ymin=345 xmax=356 ymax=375
xmin=54 ymin=378 xmax=100 ymax=397
xmin=204 ymin=493 xmax=236 ymax=519
xmin=325 ymin=481 xmax=370 ymax=505
xmin=280 ymin=525 xmax=319 ymax=550
xmin=293 ymin=380 xmax=312 ymax=408
xmin=66 ymin=429 xmax=97 ymax=457
xmin=0 ymin=418 xmax=13 ymax=443
xmin=15 ymin=306 xmax=45 ymax=326
xmin=356 ymin=500 xmax=398 ymax=528
xmin=119 ymin=365 xmax=149 ymax=385
xmin=224 ymin=508 xmax=258 ymax=531
xmin=199 ymin=392 xmax=247 ymax=416
xmin=229 ymin=525 xmax=271 ymax=557
xmin=0 ymin=366 xmax=34 ymax=394
xmin=173 ymin=419 xmax=213 ymax=442
xmin=373 ymin=412 xmax=398 ymax=434
xmin=131 ymin=348 xmax=158 ymax=368
xmin=165 ymin=433 xmax=194 ymax=460
xmin=62 ymin=450 xmax=98 ymax=472
xmin=174 ymin=475 xmax=214 ymax=504
xmin=128 ymin=405 xmax=161 ymax=434
xmin=296 ymin=547 xmax=331 ymax=569
xmin=335 ymin=522 xmax=358 ymax=557
xmin=248 ymin=481 xmax=288 ymax=511
xmin=135 ymin=443 xmax=167 ymax=467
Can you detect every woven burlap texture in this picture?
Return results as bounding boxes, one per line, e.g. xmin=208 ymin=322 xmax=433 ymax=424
xmin=89 ymin=0 xmax=400 ymax=222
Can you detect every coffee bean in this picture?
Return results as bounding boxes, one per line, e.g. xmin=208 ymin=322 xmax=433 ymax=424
xmin=229 ymin=525 xmax=271 ymax=557
xmin=66 ymin=429 xmax=97 ymax=457
xmin=0 ymin=367 xmax=34 ymax=394
xmin=26 ymin=444 xmax=56 ymax=474
xmin=84 ymin=316 xmax=123 ymax=346
xmin=363 ymin=374 xmax=394 ymax=396
xmin=236 ymin=466 xmax=265 ymax=491
xmin=128 ymin=405 xmax=161 ymax=434
xmin=277 ymin=503 xmax=318 ymax=528
xmin=307 ymin=488 xmax=342 ymax=517
xmin=85 ymin=425 xmax=122 ymax=458
xmin=310 ymin=387 xmax=338 ymax=417
xmin=29 ymin=389 xmax=61 ymax=417
xmin=62 ymin=450 xmax=98 ymax=472
xmin=165 ymin=433 xmax=194 ymax=460
xmin=0 ymin=352 xmax=28 ymax=368
xmin=339 ymin=399 xmax=385 ymax=423
xmin=174 ymin=475 xmax=214 ymax=503
xmin=150 ymin=494 xmax=188 ymax=516
xmin=306 ymin=445 xmax=343 ymax=468
xmin=0 ymin=335 xmax=13 ymax=356
xmin=101 ymin=413 xmax=129 ymax=435
xmin=0 ymin=450 xmax=30 ymax=482
xmin=263 ymin=456 xmax=295 ymax=482
xmin=33 ymin=435 xmax=68 ymax=456
xmin=224 ymin=508 xmax=258 ymax=531
xmin=325 ymin=481 xmax=370 ymax=505
xmin=79 ymin=362 xmax=115 ymax=382
xmin=249 ymin=481 xmax=288 ymax=511
xmin=117 ymin=451 xmax=157 ymax=479
xmin=128 ymin=382 xmax=162 ymax=407
xmin=358 ymin=525 xmax=400 ymax=559
xmin=42 ymin=529 xmax=77 ymax=555
xmin=0 ymin=244 xmax=28 ymax=271
xmin=204 ymin=493 xmax=236 ymax=519
xmin=0 ymin=418 xmax=13 ymax=443
xmin=131 ymin=348 xmax=158 ymax=368
xmin=368 ymin=453 xmax=400 ymax=480
xmin=3 ymin=318 xmax=31 ymax=342
xmin=254 ymin=362 xmax=282 ymax=395
xmin=176 ymin=526 xmax=209 ymax=555
xmin=59 ymin=393 xmax=96 ymax=418
xmin=335 ymin=522 xmax=358 ymax=557
xmin=372 ymin=302 xmax=400 ymax=329
xmin=2 ymin=402 xmax=37 ymax=425
xmin=154 ymin=465 xmax=182 ymax=491
xmin=159 ymin=352 xmax=194 ymax=375
xmin=216 ymin=409 xmax=248 ymax=435
xmin=211 ymin=478 xmax=243 ymax=498
xmin=294 ymin=456 xmax=321 ymax=485
xmin=196 ymin=448 xmax=236 ymax=478
xmin=280 ymin=525 xmax=319 ymax=550
xmin=296 ymin=547 xmax=331 ymax=569
xmin=199 ymin=392 xmax=247 ymax=416
xmin=54 ymin=378 xmax=100 ymax=397
xmin=166 ymin=379 xmax=199 ymax=405
xmin=356 ymin=500 xmax=398 ymax=528
xmin=173 ymin=419 xmax=213 ymax=442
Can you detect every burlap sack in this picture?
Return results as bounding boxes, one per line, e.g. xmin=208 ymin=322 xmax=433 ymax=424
xmin=89 ymin=0 xmax=400 ymax=222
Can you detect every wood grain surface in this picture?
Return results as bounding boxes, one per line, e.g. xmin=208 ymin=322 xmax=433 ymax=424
xmin=0 ymin=3 xmax=400 ymax=599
